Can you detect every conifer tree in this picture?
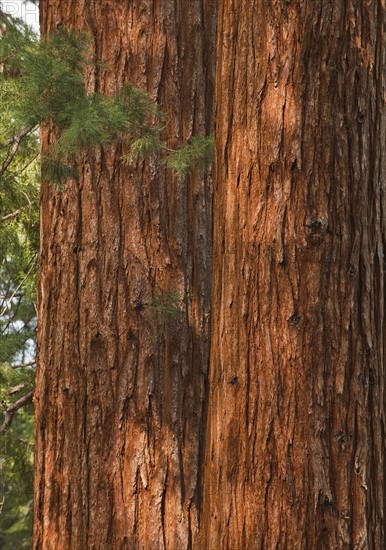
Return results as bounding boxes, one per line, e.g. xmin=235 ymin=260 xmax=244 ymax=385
xmin=0 ymin=5 xmax=213 ymax=547
xmin=1 ymin=11 xmax=39 ymax=545
xmin=0 ymin=1 xmax=213 ymax=548
xmin=33 ymin=0 xmax=215 ymax=547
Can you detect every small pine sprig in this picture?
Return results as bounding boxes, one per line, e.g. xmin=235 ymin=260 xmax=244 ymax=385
xmin=150 ymin=290 xmax=181 ymax=316
xmin=123 ymin=134 xmax=214 ymax=176
xmin=165 ymin=135 xmax=214 ymax=176
xmin=122 ymin=126 xmax=164 ymax=164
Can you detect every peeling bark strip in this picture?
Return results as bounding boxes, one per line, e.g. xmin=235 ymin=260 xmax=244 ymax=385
xmin=203 ymin=1 xmax=385 ymax=549
xmin=34 ymin=1 xmax=216 ymax=549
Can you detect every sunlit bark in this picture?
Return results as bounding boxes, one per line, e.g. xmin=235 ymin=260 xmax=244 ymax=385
xmin=203 ymin=2 xmax=386 ymax=548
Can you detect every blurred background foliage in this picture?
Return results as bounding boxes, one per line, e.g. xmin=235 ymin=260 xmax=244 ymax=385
xmin=1 ymin=3 xmax=39 ymax=547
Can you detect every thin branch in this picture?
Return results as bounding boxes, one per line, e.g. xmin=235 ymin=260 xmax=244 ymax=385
xmin=9 ymin=383 xmax=25 ymax=395
xmin=0 ymin=388 xmax=34 ymax=434
xmin=9 ymin=293 xmax=23 ymax=327
xmin=0 ymin=191 xmax=38 ymax=237
xmin=0 ymin=275 xmax=12 ymax=312
xmin=0 ymin=209 xmax=21 ymax=223
xmin=14 ymin=434 xmax=33 ymax=445
xmin=14 ymin=152 xmax=39 ymax=177
xmin=11 ymin=360 xmax=36 ymax=369
xmin=0 ymin=257 xmax=37 ymax=318
xmin=0 ymin=125 xmax=36 ymax=177
xmin=2 ymin=285 xmax=37 ymax=336
xmin=1 ymin=291 xmax=23 ymax=334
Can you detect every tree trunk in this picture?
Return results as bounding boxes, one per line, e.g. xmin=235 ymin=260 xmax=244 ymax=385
xmin=34 ymin=2 xmax=215 ymax=549
xmin=203 ymin=2 xmax=385 ymax=548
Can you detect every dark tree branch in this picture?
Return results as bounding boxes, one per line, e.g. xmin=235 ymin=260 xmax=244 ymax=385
xmin=0 ymin=125 xmax=36 ymax=177
xmin=0 ymin=275 xmax=12 ymax=312
xmin=14 ymin=153 xmax=39 ymax=177
xmin=0 ymin=388 xmax=34 ymax=434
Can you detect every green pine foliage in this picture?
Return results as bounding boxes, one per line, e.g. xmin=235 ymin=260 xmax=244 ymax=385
xmin=0 ymin=7 xmax=39 ymax=376
xmin=0 ymin=166 xmax=37 ymax=550
xmin=1 ymin=8 xmax=214 ymax=185
xmin=150 ymin=290 xmax=181 ymax=316
xmin=165 ymin=135 xmax=214 ymax=176
xmin=123 ymin=125 xmax=164 ymax=164
xmin=1 ymin=9 xmax=38 ymax=548
xmin=1 ymin=17 xmax=214 ymax=185
xmin=1 ymin=21 xmax=163 ymax=184
xmin=0 ymin=386 xmax=34 ymax=550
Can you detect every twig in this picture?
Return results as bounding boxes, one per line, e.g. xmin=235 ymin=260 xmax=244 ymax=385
xmin=11 ymin=360 xmax=36 ymax=370
xmin=0 ymin=126 xmax=36 ymax=177
xmin=0 ymin=209 xmax=21 ymax=223
xmin=0 ymin=389 xmax=34 ymax=434
xmin=9 ymin=383 xmax=25 ymax=395
xmin=0 ymin=257 xmax=37 ymax=318
xmin=0 ymin=275 xmax=12 ymax=312
xmin=0 ymin=196 xmax=38 ymax=227
xmin=14 ymin=434 xmax=33 ymax=445
xmin=14 ymin=152 xmax=39 ymax=177
xmin=1 ymin=292 xmax=23 ymax=334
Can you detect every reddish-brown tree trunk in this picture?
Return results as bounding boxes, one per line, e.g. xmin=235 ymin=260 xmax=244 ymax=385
xmin=34 ymin=2 xmax=215 ymax=548
xmin=203 ymin=1 xmax=385 ymax=548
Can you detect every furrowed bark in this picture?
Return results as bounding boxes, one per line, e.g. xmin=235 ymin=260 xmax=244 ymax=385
xmin=203 ymin=2 xmax=385 ymax=548
xmin=34 ymin=2 xmax=215 ymax=548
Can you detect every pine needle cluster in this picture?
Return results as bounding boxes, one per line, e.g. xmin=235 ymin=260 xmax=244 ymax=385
xmin=166 ymin=135 xmax=214 ymax=176
xmin=1 ymin=15 xmax=213 ymax=185
xmin=1 ymin=21 xmax=161 ymax=183
xmin=150 ymin=290 xmax=181 ymax=317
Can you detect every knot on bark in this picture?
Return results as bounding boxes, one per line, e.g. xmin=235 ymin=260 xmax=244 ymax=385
xmin=335 ymin=430 xmax=351 ymax=450
xmin=349 ymin=263 xmax=357 ymax=276
xmin=287 ymin=313 xmax=303 ymax=328
xmin=305 ymin=218 xmax=326 ymax=244
xmin=356 ymin=110 xmax=365 ymax=123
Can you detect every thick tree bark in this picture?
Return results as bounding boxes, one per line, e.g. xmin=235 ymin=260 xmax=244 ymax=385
xmin=34 ymin=2 xmax=215 ymax=549
xmin=203 ymin=2 xmax=385 ymax=549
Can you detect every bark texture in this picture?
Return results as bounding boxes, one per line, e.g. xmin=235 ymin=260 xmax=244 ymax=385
xmin=34 ymin=2 xmax=215 ymax=548
xmin=203 ymin=1 xmax=385 ymax=549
